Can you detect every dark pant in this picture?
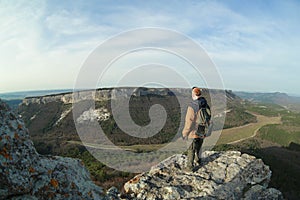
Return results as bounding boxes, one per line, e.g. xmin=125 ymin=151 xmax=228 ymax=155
xmin=187 ymin=138 xmax=204 ymax=168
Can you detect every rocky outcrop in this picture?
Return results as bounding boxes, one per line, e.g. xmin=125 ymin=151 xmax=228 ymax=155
xmin=76 ymin=107 xmax=110 ymax=124
xmin=124 ymin=152 xmax=283 ymax=200
xmin=0 ymin=100 xmax=111 ymax=200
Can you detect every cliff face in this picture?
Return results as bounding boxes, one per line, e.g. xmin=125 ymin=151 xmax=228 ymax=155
xmin=20 ymin=88 xmax=209 ymax=105
xmin=124 ymin=152 xmax=283 ymax=200
xmin=21 ymin=89 xmax=111 ymax=105
xmin=0 ymin=100 xmax=111 ymax=200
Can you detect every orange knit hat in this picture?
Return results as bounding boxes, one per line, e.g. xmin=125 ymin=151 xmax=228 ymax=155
xmin=192 ymin=87 xmax=201 ymax=96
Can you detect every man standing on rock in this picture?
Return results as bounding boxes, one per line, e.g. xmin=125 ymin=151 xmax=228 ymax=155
xmin=182 ymin=87 xmax=211 ymax=171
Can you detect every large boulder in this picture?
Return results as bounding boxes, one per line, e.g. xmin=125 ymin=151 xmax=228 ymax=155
xmin=124 ymin=151 xmax=283 ymax=200
xmin=0 ymin=100 xmax=110 ymax=200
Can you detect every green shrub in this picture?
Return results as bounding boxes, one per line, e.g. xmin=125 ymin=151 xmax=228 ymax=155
xmin=259 ymin=124 xmax=300 ymax=146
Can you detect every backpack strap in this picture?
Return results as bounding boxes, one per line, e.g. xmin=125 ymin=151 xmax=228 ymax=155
xmin=189 ymin=102 xmax=198 ymax=115
xmin=198 ymin=97 xmax=208 ymax=108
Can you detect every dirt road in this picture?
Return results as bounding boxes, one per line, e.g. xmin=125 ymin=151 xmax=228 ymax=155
xmin=217 ymin=112 xmax=281 ymax=145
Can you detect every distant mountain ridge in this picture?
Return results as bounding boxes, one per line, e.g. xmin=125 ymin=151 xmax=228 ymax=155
xmin=0 ymin=89 xmax=73 ymax=100
xmin=0 ymin=89 xmax=73 ymax=110
xmin=235 ymin=91 xmax=300 ymax=111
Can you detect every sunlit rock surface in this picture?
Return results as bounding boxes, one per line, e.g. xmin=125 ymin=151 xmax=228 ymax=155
xmin=0 ymin=100 xmax=112 ymax=200
xmin=124 ymin=151 xmax=283 ymax=200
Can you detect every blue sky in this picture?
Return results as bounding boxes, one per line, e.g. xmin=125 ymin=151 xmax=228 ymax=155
xmin=1 ymin=0 xmax=299 ymax=94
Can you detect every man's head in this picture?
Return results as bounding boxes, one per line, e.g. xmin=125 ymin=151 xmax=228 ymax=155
xmin=192 ymin=87 xmax=201 ymax=100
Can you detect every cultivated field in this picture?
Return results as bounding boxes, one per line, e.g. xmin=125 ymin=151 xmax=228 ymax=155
xmin=217 ymin=112 xmax=281 ymax=145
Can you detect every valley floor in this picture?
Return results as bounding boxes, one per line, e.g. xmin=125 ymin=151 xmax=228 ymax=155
xmin=68 ymin=112 xmax=281 ymax=153
xmin=217 ymin=112 xmax=281 ymax=145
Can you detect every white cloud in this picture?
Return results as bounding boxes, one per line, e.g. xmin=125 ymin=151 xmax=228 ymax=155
xmin=0 ymin=1 xmax=87 ymax=92
xmin=0 ymin=0 xmax=299 ymax=94
xmin=45 ymin=9 xmax=116 ymax=36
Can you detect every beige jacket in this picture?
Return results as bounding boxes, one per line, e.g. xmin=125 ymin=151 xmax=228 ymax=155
xmin=182 ymin=106 xmax=204 ymax=139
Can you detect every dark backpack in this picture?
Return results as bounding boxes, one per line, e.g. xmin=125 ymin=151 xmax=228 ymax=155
xmin=195 ymin=98 xmax=212 ymax=137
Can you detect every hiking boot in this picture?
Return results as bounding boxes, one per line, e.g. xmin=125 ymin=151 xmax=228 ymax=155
xmin=197 ymin=160 xmax=203 ymax=166
xmin=196 ymin=158 xmax=203 ymax=166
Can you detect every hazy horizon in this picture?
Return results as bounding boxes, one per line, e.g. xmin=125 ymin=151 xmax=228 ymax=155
xmin=1 ymin=87 xmax=300 ymax=99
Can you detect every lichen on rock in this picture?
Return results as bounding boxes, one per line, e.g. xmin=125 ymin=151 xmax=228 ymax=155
xmin=124 ymin=151 xmax=283 ymax=200
xmin=0 ymin=100 xmax=112 ymax=200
